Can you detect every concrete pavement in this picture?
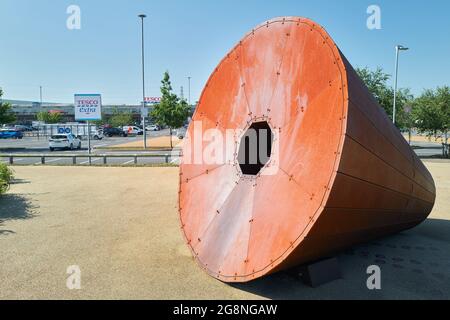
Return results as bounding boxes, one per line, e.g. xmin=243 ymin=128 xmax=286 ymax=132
xmin=0 ymin=161 xmax=449 ymax=299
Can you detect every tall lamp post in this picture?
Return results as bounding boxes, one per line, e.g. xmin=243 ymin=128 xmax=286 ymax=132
xmin=393 ymin=45 xmax=409 ymax=125
xmin=139 ymin=14 xmax=147 ymax=149
xmin=187 ymin=76 xmax=191 ymax=105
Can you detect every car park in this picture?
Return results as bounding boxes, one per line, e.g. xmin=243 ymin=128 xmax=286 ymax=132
xmin=0 ymin=129 xmax=24 ymax=139
xmin=104 ymin=127 xmax=128 ymax=137
xmin=49 ymin=134 xmax=81 ymax=151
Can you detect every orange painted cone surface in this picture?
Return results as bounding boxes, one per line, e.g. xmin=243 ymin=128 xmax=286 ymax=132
xmin=179 ymin=17 xmax=436 ymax=282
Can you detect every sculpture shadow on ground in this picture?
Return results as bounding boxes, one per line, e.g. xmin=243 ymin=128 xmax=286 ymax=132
xmin=231 ymin=218 xmax=450 ymax=300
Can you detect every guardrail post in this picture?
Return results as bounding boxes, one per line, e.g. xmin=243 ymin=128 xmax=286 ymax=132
xmin=89 ymin=156 xmax=92 ymax=166
xmin=73 ymin=156 xmax=77 ymax=165
xmin=41 ymin=156 xmax=45 ymax=165
xmin=103 ymin=155 xmax=107 ymax=165
xmin=165 ymin=154 xmax=169 ymax=163
xmin=9 ymin=155 xmax=13 ymax=165
xmin=134 ymin=155 xmax=138 ymax=165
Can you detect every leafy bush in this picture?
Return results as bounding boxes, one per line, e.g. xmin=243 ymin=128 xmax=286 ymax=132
xmin=36 ymin=111 xmax=62 ymax=124
xmin=0 ymin=163 xmax=13 ymax=195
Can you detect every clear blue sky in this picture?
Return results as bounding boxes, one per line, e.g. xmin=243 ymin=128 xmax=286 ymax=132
xmin=0 ymin=0 xmax=449 ymax=104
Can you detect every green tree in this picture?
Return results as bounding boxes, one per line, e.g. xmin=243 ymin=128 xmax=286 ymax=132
xmin=355 ymin=67 xmax=413 ymax=130
xmin=109 ymin=108 xmax=134 ymax=128
xmin=0 ymin=88 xmax=16 ymax=125
xmin=151 ymin=71 xmax=190 ymax=148
xmin=0 ymin=162 xmax=14 ymax=195
xmin=36 ymin=111 xmax=62 ymax=124
xmin=412 ymin=86 xmax=450 ymax=143
xmin=92 ymin=113 xmax=107 ymax=126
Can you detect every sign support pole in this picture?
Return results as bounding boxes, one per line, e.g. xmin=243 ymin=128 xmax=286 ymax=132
xmin=87 ymin=120 xmax=91 ymax=165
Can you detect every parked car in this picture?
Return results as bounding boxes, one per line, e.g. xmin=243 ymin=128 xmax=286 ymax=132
xmin=104 ymin=127 xmax=128 ymax=137
xmin=92 ymin=130 xmax=104 ymax=140
xmin=176 ymin=128 xmax=187 ymax=140
xmin=49 ymin=134 xmax=81 ymax=151
xmin=14 ymin=125 xmax=33 ymax=132
xmin=122 ymin=126 xmax=143 ymax=136
xmin=146 ymin=124 xmax=161 ymax=131
xmin=0 ymin=129 xmax=24 ymax=139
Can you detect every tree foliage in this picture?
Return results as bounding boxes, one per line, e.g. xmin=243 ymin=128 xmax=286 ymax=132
xmin=36 ymin=111 xmax=62 ymax=124
xmin=109 ymin=108 xmax=134 ymax=128
xmin=355 ymin=67 xmax=413 ymax=130
xmin=412 ymin=86 xmax=450 ymax=143
xmin=0 ymin=88 xmax=16 ymax=125
xmin=151 ymin=71 xmax=190 ymax=148
xmin=0 ymin=162 xmax=14 ymax=195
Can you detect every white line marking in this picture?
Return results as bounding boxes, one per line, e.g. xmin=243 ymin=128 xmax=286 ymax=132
xmin=2 ymin=158 xmax=24 ymax=163
xmin=80 ymin=158 xmax=101 ymax=165
xmin=45 ymin=158 xmax=63 ymax=163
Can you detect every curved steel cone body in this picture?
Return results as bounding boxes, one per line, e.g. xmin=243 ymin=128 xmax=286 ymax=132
xmin=179 ymin=17 xmax=436 ymax=283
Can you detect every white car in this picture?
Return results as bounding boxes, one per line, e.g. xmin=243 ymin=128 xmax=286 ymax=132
xmin=122 ymin=126 xmax=143 ymax=136
xmin=176 ymin=128 xmax=187 ymax=139
xmin=92 ymin=130 xmax=104 ymax=140
xmin=146 ymin=125 xmax=161 ymax=131
xmin=49 ymin=134 xmax=81 ymax=151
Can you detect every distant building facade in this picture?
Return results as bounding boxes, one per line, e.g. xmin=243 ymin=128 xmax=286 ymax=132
xmin=4 ymin=99 xmax=197 ymax=124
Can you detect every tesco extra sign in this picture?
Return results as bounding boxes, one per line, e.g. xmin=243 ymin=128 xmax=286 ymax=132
xmin=74 ymin=94 xmax=102 ymax=121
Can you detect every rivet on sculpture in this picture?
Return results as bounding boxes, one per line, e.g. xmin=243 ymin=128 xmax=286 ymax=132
xmin=178 ymin=17 xmax=436 ymax=283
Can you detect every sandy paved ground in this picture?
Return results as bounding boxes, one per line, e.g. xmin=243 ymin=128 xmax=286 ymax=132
xmin=402 ymin=134 xmax=446 ymax=144
xmin=0 ymin=161 xmax=449 ymax=300
xmin=110 ymin=136 xmax=182 ymax=149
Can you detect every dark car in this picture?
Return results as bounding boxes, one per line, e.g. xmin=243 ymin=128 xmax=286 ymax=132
xmin=0 ymin=129 xmax=24 ymax=139
xmin=104 ymin=127 xmax=128 ymax=137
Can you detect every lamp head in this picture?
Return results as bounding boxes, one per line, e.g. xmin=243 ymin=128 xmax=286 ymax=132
xmin=138 ymin=14 xmax=147 ymax=19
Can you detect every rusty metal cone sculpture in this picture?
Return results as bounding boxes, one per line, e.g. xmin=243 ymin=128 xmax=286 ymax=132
xmin=179 ymin=17 xmax=436 ymax=283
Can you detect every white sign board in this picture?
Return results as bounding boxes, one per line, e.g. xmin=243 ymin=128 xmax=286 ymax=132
xmin=74 ymin=94 xmax=102 ymax=121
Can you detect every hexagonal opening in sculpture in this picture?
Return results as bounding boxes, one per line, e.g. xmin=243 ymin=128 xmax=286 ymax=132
xmin=238 ymin=121 xmax=274 ymax=176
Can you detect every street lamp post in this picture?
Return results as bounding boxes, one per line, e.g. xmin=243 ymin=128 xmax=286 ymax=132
xmin=187 ymin=76 xmax=191 ymax=105
xmin=139 ymin=14 xmax=147 ymax=149
xmin=393 ymin=45 xmax=409 ymax=125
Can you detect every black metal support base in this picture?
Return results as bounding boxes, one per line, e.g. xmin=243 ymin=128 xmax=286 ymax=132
xmin=291 ymin=257 xmax=342 ymax=288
